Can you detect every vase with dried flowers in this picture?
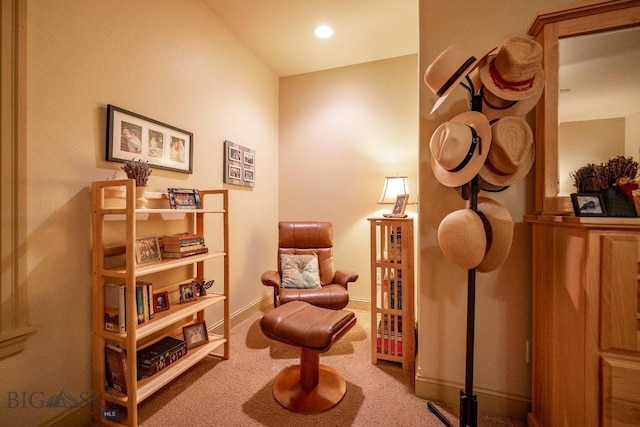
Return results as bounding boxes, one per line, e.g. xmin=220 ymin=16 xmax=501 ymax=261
xmin=571 ymin=155 xmax=639 ymax=217
xmin=121 ymin=159 xmax=152 ymax=208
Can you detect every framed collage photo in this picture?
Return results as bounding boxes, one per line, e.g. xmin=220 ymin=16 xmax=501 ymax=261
xmin=106 ymin=104 xmax=193 ymax=174
xmin=224 ymin=140 xmax=255 ymax=188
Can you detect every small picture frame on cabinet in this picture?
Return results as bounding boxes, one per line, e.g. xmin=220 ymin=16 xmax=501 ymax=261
xmin=179 ymin=283 xmax=197 ymax=303
xmin=570 ymin=193 xmax=608 ymax=217
xmin=135 ymin=236 xmax=162 ymax=265
xmin=168 ymin=188 xmax=201 ymax=209
xmin=182 ymin=321 xmax=209 ymax=350
xmin=384 ymin=194 xmax=409 ymax=218
xmin=152 ymin=291 xmax=170 ymax=313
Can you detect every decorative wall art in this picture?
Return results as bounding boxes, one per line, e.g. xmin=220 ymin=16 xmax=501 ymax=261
xmin=106 ymin=104 xmax=193 ymax=174
xmin=224 ymin=140 xmax=255 ymax=188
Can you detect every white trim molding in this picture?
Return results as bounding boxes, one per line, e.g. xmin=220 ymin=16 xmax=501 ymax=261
xmin=0 ymin=0 xmax=35 ymax=359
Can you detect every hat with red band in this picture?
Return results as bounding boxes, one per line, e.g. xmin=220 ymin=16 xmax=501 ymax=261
xmin=478 ymin=36 xmax=545 ymax=101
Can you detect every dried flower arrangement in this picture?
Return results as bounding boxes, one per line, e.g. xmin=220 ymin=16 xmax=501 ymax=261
xmin=570 ymin=163 xmax=601 ymax=193
xmin=571 ymin=156 xmax=639 ymax=194
xmin=121 ymin=158 xmax=152 ymax=187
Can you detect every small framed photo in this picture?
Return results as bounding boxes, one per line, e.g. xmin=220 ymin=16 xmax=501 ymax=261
xmin=571 ymin=193 xmax=608 ymax=217
xmin=387 ymin=194 xmax=409 ymax=218
xmin=152 ymin=291 xmax=170 ymax=313
xmin=135 ymin=236 xmax=161 ymax=265
xmin=179 ymin=283 xmax=197 ymax=303
xmin=182 ymin=321 xmax=209 ymax=350
xmin=168 ymin=188 xmax=201 ymax=209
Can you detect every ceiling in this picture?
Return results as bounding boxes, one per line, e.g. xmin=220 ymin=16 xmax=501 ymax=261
xmin=201 ymin=1 xmax=639 ymax=125
xmin=201 ymin=0 xmax=419 ymax=77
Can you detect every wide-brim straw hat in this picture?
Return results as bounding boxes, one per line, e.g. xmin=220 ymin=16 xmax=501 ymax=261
xmin=478 ymin=36 xmax=545 ymax=101
xmin=473 ymin=197 xmax=514 ymax=273
xmin=465 ymin=68 xmax=543 ymax=121
xmin=438 ymin=209 xmax=487 ymax=269
xmin=425 ymin=45 xmax=492 ymax=114
xmin=479 ymin=116 xmax=534 ymax=186
xmin=430 ymin=111 xmax=492 ymax=188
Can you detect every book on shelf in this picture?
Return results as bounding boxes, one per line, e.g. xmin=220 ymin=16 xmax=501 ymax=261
xmin=390 ymin=278 xmax=402 ymax=310
xmin=137 ymin=336 xmax=187 ymax=377
xmin=104 ymin=281 xmax=154 ymax=332
xmin=376 ymin=317 xmax=403 ymax=356
xmin=161 ymin=233 xmax=204 ymax=248
xmin=162 ymin=243 xmax=206 ymax=253
xmin=104 ymin=283 xmax=125 ymax=333
xmin=162 ymin=246 xmax=209 ymax=258
xmin=388 ymin=226 xmax=403 ymax=262
xmin=137 ymin=281 xmax=154 ymax=322
xmin=105 ymin=344 xmax=128 ymax=393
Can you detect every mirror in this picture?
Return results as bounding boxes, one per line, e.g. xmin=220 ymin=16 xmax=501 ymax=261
xmin=557 ymin=26 xmax=640 ymax=196
xmin=528 ymin=0 xmax=640 ymax=214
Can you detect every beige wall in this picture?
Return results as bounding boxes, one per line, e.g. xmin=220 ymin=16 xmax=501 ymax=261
xmin=279 ymin=55 xmax=419 ymax=304
xmin=418 ymin=0 xmax=577 ymax=419
xmin=559 ymin=118 xmax=625 ymax=195
xmin=1 ymin=1 xmax=278 ymax=425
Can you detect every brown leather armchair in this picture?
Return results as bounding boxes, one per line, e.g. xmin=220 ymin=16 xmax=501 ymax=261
xmin=261 ymin=221 xmax=359 ymax=310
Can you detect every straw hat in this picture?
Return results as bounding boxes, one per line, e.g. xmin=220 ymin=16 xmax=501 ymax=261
xmin=430 ymin=111 xmax=492 ymax=188
xmin=424 ymin=45 xmax=491 ymax=114
xmin=437 ymin=209 xmax=487 ymax=270
xmin=479 ymin=116 xmax=534 ymax=186
xmin=478 ymin=36 xmax=544 ymax=101
xmin=465 ymin=68 xmax=543 ymax=121
xmin=473 ymin=197 xmax=514 ymax=273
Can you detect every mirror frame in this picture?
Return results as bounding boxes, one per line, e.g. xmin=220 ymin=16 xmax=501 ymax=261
xmin=528 ymin=0 xmax=640 ymax=215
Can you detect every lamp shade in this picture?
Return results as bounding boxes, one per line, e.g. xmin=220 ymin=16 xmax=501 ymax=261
xmin=377 ymin=176 xmax=414 ymax=204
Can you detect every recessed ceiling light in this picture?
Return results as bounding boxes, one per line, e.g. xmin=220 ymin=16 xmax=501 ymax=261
xmin=314 ymin=25 xmax=334 ymax=39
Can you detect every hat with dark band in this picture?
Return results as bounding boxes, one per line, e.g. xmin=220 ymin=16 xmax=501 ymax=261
xmin=425 ymin=45 xmax=492 ymax=114
xmin=430 ymin=111 xmax=492 ymax=187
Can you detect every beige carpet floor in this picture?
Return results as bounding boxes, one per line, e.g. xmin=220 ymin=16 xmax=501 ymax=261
xmin=111 ymin=309 xmax=526 ymax=426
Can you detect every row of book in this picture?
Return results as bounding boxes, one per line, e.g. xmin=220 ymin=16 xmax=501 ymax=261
xmin=388 ymin=226 xmax=403 ymax=262
xmin=161 ymin=232 xmax=208 ymax=259
xmin=105 ymin=336 xmax=187 ymax=394
xmin=390 ymin=277 xmax=402 ymax=310
xmin=376 ymin=316 xmax=403 ymax=356
xmin=104 ymin=281 xmax=154 ymax=333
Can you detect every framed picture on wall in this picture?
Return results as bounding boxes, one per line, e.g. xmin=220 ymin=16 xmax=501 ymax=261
xmin=223 ymin=140 xmax=255 ymax=188
xmin=106 ymin=104 xmax=193 ymax=174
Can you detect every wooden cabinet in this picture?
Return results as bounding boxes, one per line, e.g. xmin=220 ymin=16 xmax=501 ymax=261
xmin=368 ymin=217 xmax=415 ymax=373
xmin=526 ymin=215 xmax=640 ymax=427
xmin=91 ymin=179 xmax=229 ymax=426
